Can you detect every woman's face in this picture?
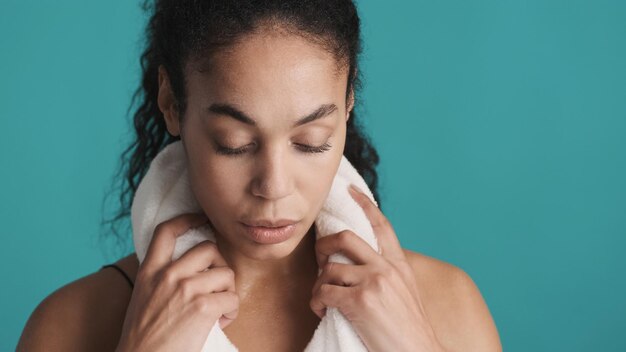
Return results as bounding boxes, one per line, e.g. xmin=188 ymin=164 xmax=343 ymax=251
xmin=159 ymin=30 xmax=353 ymax=260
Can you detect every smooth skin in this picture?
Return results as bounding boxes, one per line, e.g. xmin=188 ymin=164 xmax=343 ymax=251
xmin=17 ymin=25 xmax=502 ymax=352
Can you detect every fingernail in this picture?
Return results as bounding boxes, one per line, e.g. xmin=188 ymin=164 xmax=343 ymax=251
xmin=349 ymin=184 xmax=363 ymax=194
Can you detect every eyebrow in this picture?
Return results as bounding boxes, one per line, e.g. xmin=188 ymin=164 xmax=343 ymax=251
xmin=206 ymin=103 xmax=338 ymax=128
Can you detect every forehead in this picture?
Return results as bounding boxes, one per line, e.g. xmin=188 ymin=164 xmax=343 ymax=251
xmin=184 ymin=30 xmax=348 ymax=109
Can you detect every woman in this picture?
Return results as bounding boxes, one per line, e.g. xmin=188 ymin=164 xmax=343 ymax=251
xmin=17 ymin=1 xmax=502 ymax=351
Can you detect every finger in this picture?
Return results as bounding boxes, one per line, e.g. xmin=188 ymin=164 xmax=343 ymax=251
xmin=194 ymin=291 xmax=239 ymax=327
xmin=169 ymin=240 xmax=229 ymax=276
xmin=311 ymin=262 xmax=365 ymax=298
xmin=348 ymin=184 xmax=404 ymax=260
xmin=310 ymin=283 xmax=354 ymax=319
xmin=175 ymin=267 xmax=237 ymax=299
xmin=143 ymin=212 xmax=210 ymax=273
xmin=315 ymin=230 xmax=382 ymax=268
xmin=212 ymin=291 xmax=240 ymax=328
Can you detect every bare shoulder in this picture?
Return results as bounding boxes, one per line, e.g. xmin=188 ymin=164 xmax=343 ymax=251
xmin=17 ymin=253 xmax=139 ymax=352
xmin=401 ymin=248 xmax=502 ymax=352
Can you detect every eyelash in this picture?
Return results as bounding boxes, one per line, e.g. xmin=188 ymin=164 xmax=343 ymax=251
xmin=215 ymin=142 xmax=332 ymax=156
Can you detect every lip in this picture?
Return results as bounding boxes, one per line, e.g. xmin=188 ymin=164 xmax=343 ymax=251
xmin=241 ymin=222 xmax=298 ymax=244
xmin=242 ymin=219 xmax=299 ymax=227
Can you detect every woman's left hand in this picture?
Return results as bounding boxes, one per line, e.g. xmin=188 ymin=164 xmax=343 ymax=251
xmin=310 ymin=184 xmax=445 ymax=352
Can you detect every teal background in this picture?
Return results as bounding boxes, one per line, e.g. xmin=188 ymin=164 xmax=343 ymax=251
xmin=1 ymin=0 xmax=625 ymax=350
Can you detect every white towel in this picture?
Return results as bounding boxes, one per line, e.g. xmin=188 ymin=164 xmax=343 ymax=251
xmin=131 ymin=140 xmax=380 ymax=351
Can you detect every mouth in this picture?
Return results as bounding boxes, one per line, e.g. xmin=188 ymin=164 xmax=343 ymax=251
xmin=240 ymin=221 xmax=299 ymax=244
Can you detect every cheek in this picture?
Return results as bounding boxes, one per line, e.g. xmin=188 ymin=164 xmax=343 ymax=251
xmin=187 ymin=155 xmax=247 ymax=216
xmin=298 ymin=150 xmax=344 ymax=211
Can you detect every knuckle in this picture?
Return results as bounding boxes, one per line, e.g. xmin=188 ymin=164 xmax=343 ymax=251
xmin=153 ymin=221 xmax=169 ymax=236
xmin=209 ymin=246 xmax=223 ymax=260
xmin=194 ymin=296 xmax=215 ymax=316
xmin=309 ymin=299 xmax=317 ymax=312
xmin=355 ymin=288 xmax=375 ymax=308
xmin=338 ymin=230 xmax=354 ymax=244
xmin=178 ymin=277 xmax=195 ymax=300
xmin=205 ymin=242 xmax=225 ymax=259
xmin=319 ymin=283 xmax=332 ymax=297
xmin=224 ymin=267 xmax=236 ymax=281
xmin=226 ymin=291 xmax=240 ymax=305
xmin=160 ymin=266 xmax=179 ymax=286
xmin=198 ymin=241 xmax=218 ymax=256
xmin=309 ymin=298 xmax=322 ymax=313
xmin=199 ymin=240 xmax=217 ymax=250
xmin=214 ymin=267 xmax=234 ymax=283
xmin=371 ymin=272 xmax=387 ymax=288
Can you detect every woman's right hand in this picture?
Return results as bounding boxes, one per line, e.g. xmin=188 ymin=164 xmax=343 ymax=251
xmin=116 ymin=213 xmax=239 ymax=352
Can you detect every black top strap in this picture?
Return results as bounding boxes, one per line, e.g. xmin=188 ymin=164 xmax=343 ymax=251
xmin=101 ymin=264 xmax=134 ymax=289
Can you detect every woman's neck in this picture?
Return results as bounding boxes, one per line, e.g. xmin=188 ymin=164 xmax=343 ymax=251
xmin=214 ymin=225 xmax=319 ymax=301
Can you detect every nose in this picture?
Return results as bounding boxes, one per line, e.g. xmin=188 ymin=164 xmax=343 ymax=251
xmin=250 ymin=142 xmax=293 ymax=201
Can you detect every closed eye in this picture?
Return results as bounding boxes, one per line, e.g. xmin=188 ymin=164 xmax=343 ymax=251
xmin=215 ymin=142 xmax=332 ymax=156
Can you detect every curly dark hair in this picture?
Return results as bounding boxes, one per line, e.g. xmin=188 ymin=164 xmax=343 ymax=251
xmin=99 ymin=0 xmax=381 ymax=255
